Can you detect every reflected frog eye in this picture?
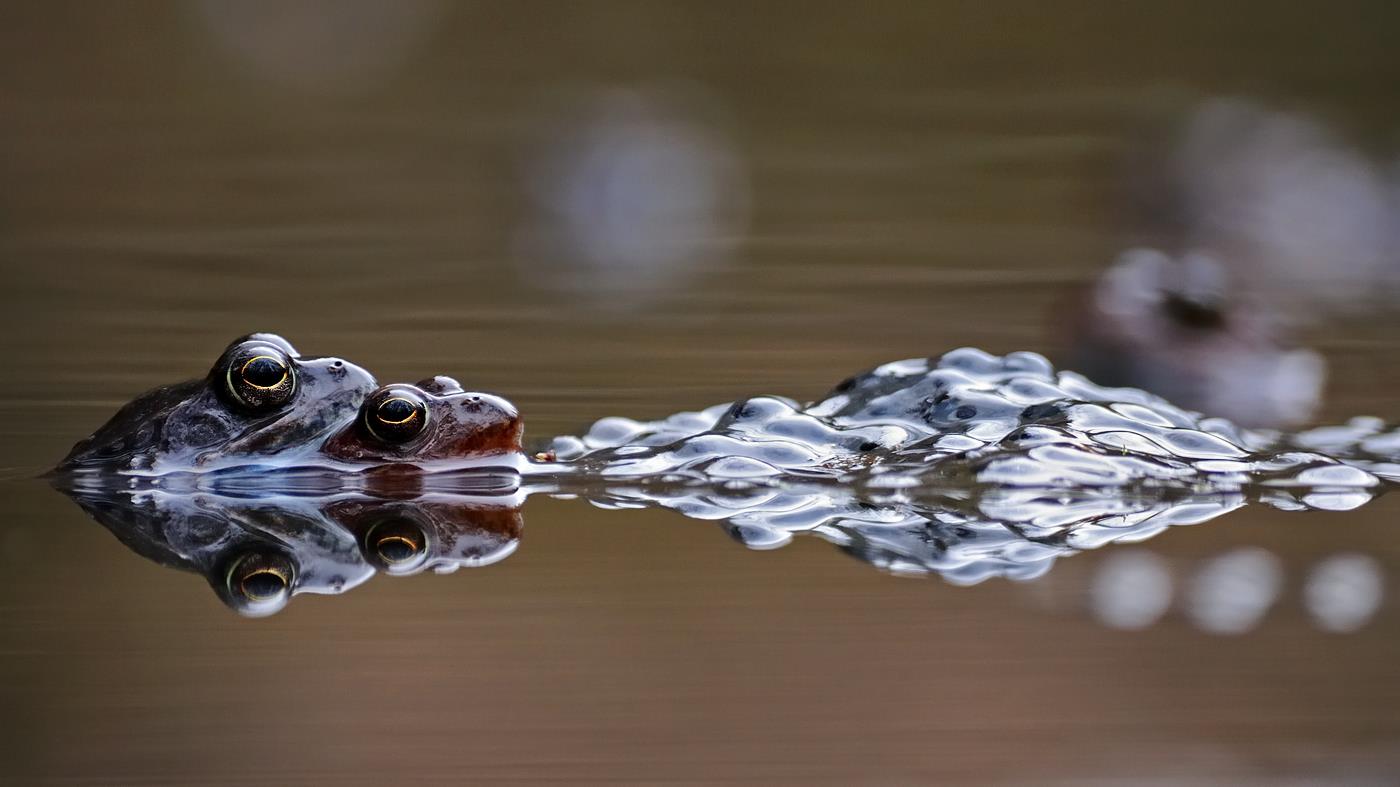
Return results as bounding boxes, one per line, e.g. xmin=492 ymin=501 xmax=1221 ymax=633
xmin=363 ymin=387 xmax=429 ymax=444
xmin=223 ymin=344 xmax=297 ymax=413
xmin=363 ymin=518 xmax=430 ymax=574
xmin=223 ymin=550 xmax=296 ymax=616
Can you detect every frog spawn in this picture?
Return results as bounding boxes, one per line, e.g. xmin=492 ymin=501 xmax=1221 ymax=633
xmin=55 ymin=345 xmax=1400 ymax=602
xmin=549 ymin=348 xmax=1396 ymax=494
xmin=541 ymin=348 xmax=1400 ymax=584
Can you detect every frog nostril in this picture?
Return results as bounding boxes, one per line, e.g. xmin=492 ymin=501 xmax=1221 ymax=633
xmin=331 ymin=361 xmax=343 ymax=368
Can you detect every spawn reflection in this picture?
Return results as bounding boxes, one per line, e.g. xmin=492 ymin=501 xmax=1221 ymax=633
xmin=54 ymin=467 xmax=1388 ymax=617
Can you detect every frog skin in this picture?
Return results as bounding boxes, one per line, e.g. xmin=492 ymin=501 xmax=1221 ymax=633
xmin=324 ymin=497 xmax=522 ymax=575
xmin=54 ymin=333 xmax=377 ymax=474
xmin=319 ymin=376 xmax=523 ymax=466
xmin=61 ymin=485 xmax=524 ymax=616
xmin=62 ymin=487 xmax=376 ymax=617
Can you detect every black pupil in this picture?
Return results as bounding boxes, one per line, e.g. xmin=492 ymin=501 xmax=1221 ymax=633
xmin=244 ymin=356 xmax=286 ymax=387
xmin=379 ymin=397 xmax=416 ymax=423
xmin=241 ymin=569 xmax=287 ymax=600
xmin=377 ymin=536 xmax=420 ymax=563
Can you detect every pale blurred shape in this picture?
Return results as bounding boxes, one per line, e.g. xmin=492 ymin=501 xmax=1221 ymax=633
xmin=193 ymin=0 xmax=444 ymax=95
xmin=1075 ymin=246 xmax=1327 ymax=425
xmin=1185 ymin=547 xmax=1283 ymax=635
xmin=1089 ymin=549 xmax=1173 ymax=630
xmin=1067 ymin=98 xmax=1400 ymax=427
xmin=1171 ymin=99 xmax=1397 ymax=312
xmin=1304 ymin=553 xmax=1384 ymax=633
xmin=1075 ymin=247 xmax=1326 ymax=428
xmin=517 ymin=85 xmax=749 ymax=302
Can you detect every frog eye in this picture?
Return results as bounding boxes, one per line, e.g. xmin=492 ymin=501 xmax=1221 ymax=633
xmin=362 ymin=518 xmax=430 ymax=574
xmin=223 ymin=344 xmax=297 ymax=413
xmin=223 ymin=550 xmax=296 ymax=616
xmin=362 ymin=386 xmax=430 ymax=444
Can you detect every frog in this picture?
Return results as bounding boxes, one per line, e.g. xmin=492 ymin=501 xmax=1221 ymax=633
xmin=325 ymin=496 xmax=523 ymax=575
xmin=53 ymin=333 xmax=377 ymax=474
xmin=62 ymin=487 xmax=376 ymax=617
xmin=61 ymin=485 xmax=524 ymax=616
xmin=319 ymin=375 xmax=523 ymax=466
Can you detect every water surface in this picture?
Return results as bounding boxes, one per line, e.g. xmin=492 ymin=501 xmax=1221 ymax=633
xmin=3 ymin=2 xmax=1400 ymax=783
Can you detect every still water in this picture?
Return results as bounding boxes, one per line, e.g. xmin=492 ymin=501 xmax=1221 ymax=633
xmin=4 ymin=2 xmax=1400 ymax=784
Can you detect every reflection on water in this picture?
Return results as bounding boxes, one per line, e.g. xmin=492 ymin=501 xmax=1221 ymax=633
xmin=1305 ymin=552 xmax=1385 ymax=633
xmin=1185 ymin=546 xmax=1286 ymax=635
xmin=1087 ymin=547 xmax=1388 ymax=635
xmin=1087 ymin=549 xmax=1173 ymax=630
xmin=48 ymin=342 xmax=1400 ymax=617
xmin=7 ymin=3 xmax=1400 ymax=782
xmin=63 ymin=484 xmax=521 ymax=616
xmin=55 ymin=472 xmax=1393 ymax=634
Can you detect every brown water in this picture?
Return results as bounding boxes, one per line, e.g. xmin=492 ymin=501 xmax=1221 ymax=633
xmin=4 ymin=2 xmax=1400 ymax=784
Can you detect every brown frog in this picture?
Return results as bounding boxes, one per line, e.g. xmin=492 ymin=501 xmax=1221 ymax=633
xmin=320 ymin=376 xmax=523 ymax=465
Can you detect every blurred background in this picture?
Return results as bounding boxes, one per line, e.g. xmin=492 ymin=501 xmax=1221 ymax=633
xmin=2 ymin=2 xmax=1400 ymax=784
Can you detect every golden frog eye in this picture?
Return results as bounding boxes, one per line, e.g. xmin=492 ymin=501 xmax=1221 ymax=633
xmin=363 ymin=518 xmax=430 ymax=574
xmin=241 ymin=355 xmax=288 ymax=389
xmin=223 ymin=550 xmax=296 ymax=616
xmin=363 ymin=386 xmax=429 ymax=444
xmin=223 ymin=344 xmax=297 ymax=413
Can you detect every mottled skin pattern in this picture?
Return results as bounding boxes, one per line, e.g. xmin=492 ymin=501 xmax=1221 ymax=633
xmin=63 ymin=488 xmax=371 ymax=616
xmin=64 ymin=488 xmax=523 ymax=616
xmin=53 ymin=335 xmax=523 ymax=474
xmin=55 ymin=333 xmax=376 ymax=472
xmin=324 ymin=498 xmax=522 ymax=575
xmin=321 ymin=376 xmax=523 ymax=464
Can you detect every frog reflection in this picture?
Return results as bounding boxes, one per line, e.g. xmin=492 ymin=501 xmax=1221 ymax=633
xmin=54 ymin=333 xmax=377 ymax=474
xmin=53 ymin=470 xmax=1389 ymax=615
xmin=62 ymin=486 xmax=523 ymax=616
xmin=324 ymin=497 xmax=522 ymax=575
